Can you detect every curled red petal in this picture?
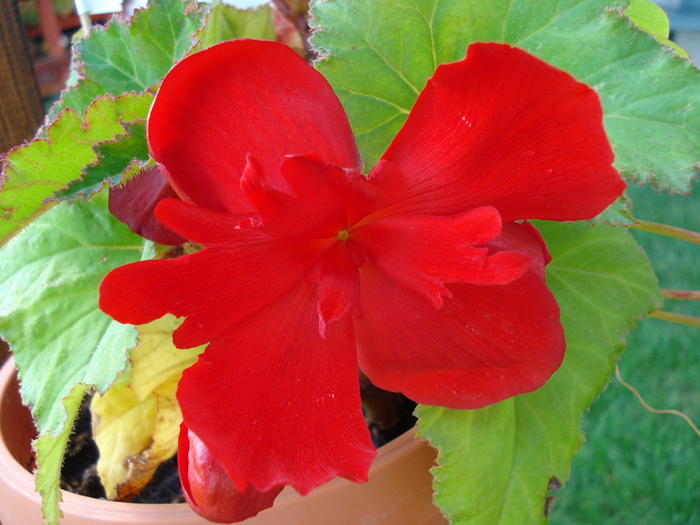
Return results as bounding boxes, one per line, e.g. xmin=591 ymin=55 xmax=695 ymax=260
xmin=377 ymin=42 xmax=625 ymax=221
xmin=108 ymin=165 xmax=185 ymax=246
xmin=148 ymin=40 xmax=360 ymax=214
xmin=241 ymin=154 xmax=348 ymax=239
xmin=352 ymin=207 xmax=530 ymax=308
xmin=177 ymin=282 xmax=376 ymax=496
xmin=179 ymin=424 xmax=283 ymax=523
xmin=328 ymin=159 xmax=409 ymax=227
xmin=306 ymin=241 xmax=361 ymax=337
xmin=100 ymin=202 xmax=333 ymax=348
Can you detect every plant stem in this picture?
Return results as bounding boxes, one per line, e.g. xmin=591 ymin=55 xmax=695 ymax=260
xmin=630 ymin=220 xmax=700 ymax=245
xmin=662 ymin=289 xmax=700 ymax=301
xmin=648 ymin=310 xmax=700 ymax=328
xmin=615 ymin=364 xmax=700 ymax=438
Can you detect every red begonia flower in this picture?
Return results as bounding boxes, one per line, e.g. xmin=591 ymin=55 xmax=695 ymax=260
xmin=99 ymin=39 xmax=625 ymax=522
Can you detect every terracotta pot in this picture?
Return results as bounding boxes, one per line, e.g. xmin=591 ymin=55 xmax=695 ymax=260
xmin=0 ymin=359 xmax=447 ymax=524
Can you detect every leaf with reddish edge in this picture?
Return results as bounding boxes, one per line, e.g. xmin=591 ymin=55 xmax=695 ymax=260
xmin=52 ymin=121 xmax=151 ymax=204
xmin=0 ymin=93 xmax=152 ymax=247
xmin=177 ymin=282 xmax=375 ymax=499
xmin=147 ymin=40 xmax=360 ymax=215
xmin=179 ymin=425 xmax=283 ymax=523
xmin=108 ymin=165 xmax=186 ymax=246
xmin=355 ymin=222 xmax=564 ymax=409
xmin=375 ymin=43 xmax=625 ymax=223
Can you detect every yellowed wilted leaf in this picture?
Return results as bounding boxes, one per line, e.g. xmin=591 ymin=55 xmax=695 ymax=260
xmin=91 ymin=315 xmax=205 ymax=500
xmin=91 ymin=373 xmax=156 ymax=499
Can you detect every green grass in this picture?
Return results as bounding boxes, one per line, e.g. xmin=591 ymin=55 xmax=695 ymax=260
xmin=550 ymin=181 xmax=700 ymax=524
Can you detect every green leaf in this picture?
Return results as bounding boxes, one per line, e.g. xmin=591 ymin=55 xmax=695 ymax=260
xmin=193 ymin=2 xmax=275 ymax=53
xmin=55 ymin=0 xmax=209 ymax=118
xmin=0 ymin=194 xmax=146 ymax=524
xmin=311 ymin=0 xmax=700 ymax=193
xmin=416 ymin=222 xmax=661 ymax=524
xmin=0 ymin=92 xmax=153 ymax=246
xmin=590 ymin=194 xmax=634 ymax=225
xmin=53 ymin=121 xmax=150 ymax=202
xmin=624 ymin=0 xmax=669 ymax=38
xmin=34 ymin=384 xmax=89 ymax=525
xmin=624 ymin=0 xmax=689 ymax=60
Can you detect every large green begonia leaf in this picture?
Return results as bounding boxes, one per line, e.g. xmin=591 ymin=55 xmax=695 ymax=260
xmin=416 ymin=222 xmax=661 ymax=524
xmin=0 ymin=194 xmax=147 ymax=524
xmin=311 ymin=0 xmax=700 ymax=194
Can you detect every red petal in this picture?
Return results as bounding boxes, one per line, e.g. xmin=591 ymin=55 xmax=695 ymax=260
xmin=241 ymin=154 xmax=348 ymax=239
xmin=99 ymin=203 xmax=333 ymax=348
xmin=177 ymin=282 xmax=376 ymax=495
xmin=328 ymin=159 xmax=408 ymax=227
xmin=377 ymin=43 xmax=625 ymax=222
xmin=352 ymin=207 xmax=530 ymax=308
xmin=148 ymin=40 xmax=360 ymax=215
xmin=355 ymin=222 xmax=564 ymax=409
xmin=179 ymin=425 xmax=283 ymax=523
xmin=108 ymin=166 xmax=185 ymax=246
xmin=306 ymin=241 xmax=361 ymax=337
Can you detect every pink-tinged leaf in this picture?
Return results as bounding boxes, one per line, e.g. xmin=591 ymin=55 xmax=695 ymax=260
xmin=148 ymin=40 xmax=360 ymax=215
xmin=108 ymin=166 xmax=186 ymax=246
xmin=179 ymin=425 xmax=283 ymax=523
xmin=356 ymin=221 xmax=563 ymax=409
xmin=352 ymin=207 xmax=530 ymax=308
xmin=100 ymin=201 xmax=334 ymax=348
xmin=177 ymin=282 xmax=376 ymax=495
xmin=377 ymin=43 xmax=626 ymax=222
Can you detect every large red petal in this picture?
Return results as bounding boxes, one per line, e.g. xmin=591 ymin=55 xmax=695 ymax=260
xmin=356 ymin=265 xmax=564 ymax=409
xmin=179 ymin=425 xmax=283 ymax=523
xmin=99 ymin=202 xmax=333 ymax=348
xmin=177 ymin=282 xmax=376 ymax=495
xmin=377 ymin=43 xmax=625 ymax=222
xmin=148 ymin=40 xmax=360 ymax=215
xmin=355 ymin=221 xmax=563 ymax=409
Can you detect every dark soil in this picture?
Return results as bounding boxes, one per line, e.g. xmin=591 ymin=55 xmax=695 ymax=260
xmin=60 ymin=386 xmax=417 ymax=503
